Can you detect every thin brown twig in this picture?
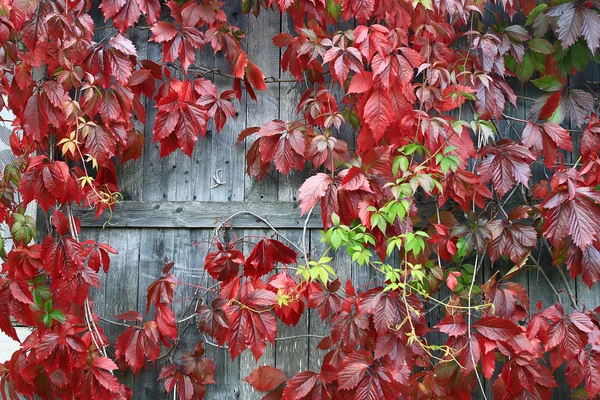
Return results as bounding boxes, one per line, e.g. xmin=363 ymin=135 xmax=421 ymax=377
xmin=540 ymin=237 xmax=579 ymax=310
xmin=528 ymin=255 xmax=562 ymax=306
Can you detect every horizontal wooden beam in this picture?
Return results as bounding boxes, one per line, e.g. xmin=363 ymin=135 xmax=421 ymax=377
xmin=73 ymin=201 xmax=324 ymax=229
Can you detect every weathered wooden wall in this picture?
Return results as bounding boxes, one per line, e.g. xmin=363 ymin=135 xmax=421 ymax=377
xmin=69 ymin=2 xmax=600 ymax=399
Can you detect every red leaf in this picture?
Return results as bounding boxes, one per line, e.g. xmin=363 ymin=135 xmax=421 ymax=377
xmin=538 ymin=91 xmax=562 ymax=121
xmin=281 ymin=371 xmax=318 ymax=400
xmin=205 ymin=243 xmax=244 ymax=283
xmin=338 ymin=351 xmax=371 ymax=390
xmin=298 ymin=173 xmax=333 ymax=214
xmin=0 ymin=284 xmax=19 ymax=342
xmin=363 ymin=87 xmax=393 ymax=143
xmin=146 ymin=270 xmax=178 ymax=313
xmin=151 ymin=21 xmax=178 ymax=43
xmin=244 ymin=366 xmax=287 ymax=392
xmin=245 ymin=61 xmax=268 ymax=91
xmin=90 ymin=357 xmax=122 ymax=394
xmin=9 ymin=280 xmax=33 ymax=305
xmin=23 ymin=92 xmax=49 ymax=142
xmin=587 ymin=351 xmax=600 ymax=398
xmin=182 ymin=343 xmax=216 ymax=385
xmin=446 ymin=271 xmax=460 ymax=291
xmin=542 ymin=186 xmax=600 ymax=251
xmin=115 ymin=311 xmax=143 ymax=322
xmin=523 ymin=121 xmax=573 ymax=168
xmin=487 ymin=213 xmax=538 ymax=264
xmin=156 ymin=304 xmax=177 ymax=340
xmin=582 ymin=120 xmax=600 ymax=161
xmin=477 ymin=139 xmax=535 ymax=197
xmin=474 ymin=316 xmax=522 ymax=341
xmin=436 ymin=315 xmax=468 ymax=337
xmin=566 ymin=242 xmax=600 ymax=288
xmin=348 ymin=71 xmax=373 ymax=94
xmin=267 ymin=273 xmax=304 ymax=326
xmin=244 ymin=239 xmax=297 ymax=278
xmin=159 ymin=364 xmax=195 ymax=400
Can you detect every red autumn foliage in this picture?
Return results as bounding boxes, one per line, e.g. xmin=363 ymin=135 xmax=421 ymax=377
xmin=0 ymin=0 xmax=598 ymax=399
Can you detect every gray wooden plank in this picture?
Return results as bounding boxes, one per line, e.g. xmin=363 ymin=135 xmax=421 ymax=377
xmin=190 ymin=228 xmax=242 ymax=400
xmin=74 ymin=201 xmax=325 ymax=229
xmin=141 ymin=17 xmax=169 ymax=202
xmin=239 ymin=228 xmax=275 ymax=400
xmin=134 ymin=229 xmax=175 ymax=399
xmin=277 ymin=13 xmax=308 ymax=203
xmin=244 ymin=9 xmax=281 ymax=202
xmin=103 ymin=229 xmax=141 ymax=393
xmin=307 ymin=229 xmax=351 ymax=372
xmin=74 ymin=200 xmax=448 ymax=229
xmin=275 ymin=229 xmax=310 ymax=382
xmin=117 ymin=28 xmax=148 ymax=201
xmin=207 ymin=1 xmax=249 ymax=204
xmin=190 ymin=53 xmax=215 ymax=202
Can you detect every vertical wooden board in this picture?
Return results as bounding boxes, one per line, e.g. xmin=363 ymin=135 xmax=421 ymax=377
xmin=330 ymin=19 xmax=357 ymax=149
xmin=572 ymin=59 xmax=599 ymax=330
xmin=134 ymin=229 xmax=177 ymax=400
xmin=244 ymin=9 xmax=281 ymax=202
xmin=141 ymin=31 xmax=170 ymax=202
xmin=207 ymin=2 xmax=249 ymax=204
xmin=140 ymin=5 xmax=195 ymax=202
xmin=239 ymin=228 xmax=275 ymax=399
xmin=277 ymin=13 xmax=308 ymax=203
xmin=189 ymin=47 xmax=216 ymax=202
xmin=103 ymin=229 xmax=142 ymax=392
xmin=275 ymin=229 xmax=310 ymax=381
xmin=306 ymin=229 xmax=353 ymax=372
xmin=479 ymin=257 xmax=525 ymax=400
xmin=577 ymin=279 xmax=600 ymax=314
xmin=189 ymin=228 xmax=242 ymax=400
xmin=169 ymin=228 xmax=193 ymax=361
xmin=80 ymin=228 xmax=107 ymax=321
xmin=117 ymin=25 xmax=148 ymax=201
xmin=527 ymin=252 xmax=571 ymax=400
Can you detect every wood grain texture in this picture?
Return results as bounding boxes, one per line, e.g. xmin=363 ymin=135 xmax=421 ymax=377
xmin=52 ymin=4 xmax=600 ymax=400
xmin=73 ymin=201 xmax=323 ymax=229
xmin=244 ymin=8 xmax=281 ymax=202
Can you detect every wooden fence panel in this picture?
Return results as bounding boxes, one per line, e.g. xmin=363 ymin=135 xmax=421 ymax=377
xmin=58 ymin=3 xmax=600 ymax=399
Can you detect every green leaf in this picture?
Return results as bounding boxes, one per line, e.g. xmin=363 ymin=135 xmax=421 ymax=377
xmin=327 ymin=0 xmax=342 ymax=20
xmin=44 ymin=299 xmax=53 ymax=313
xmin=347 ymin=109 xmax=361 ymax=130
xmin=331 ymin=213 xmax=340 ymax=226
xmin=525 ymin=3 xmax=548 ymax=25
xmin=528 ymin=38 xmax=554 ymax=54
xmin=331 ymin=229 xmax=343 ymax=249
xmin=515 ymin=53 xmax=534 ymax=82
xmin=392 ymin=156 xmax=409 ymax=175
xmin=42 ymin=314 xmax=52 ymax=328
xmin=532 ymin=76 xmax=562 ymax=92
xmin=529 ymin=51 xmax=546 ymax=73
xmin=556 ymin=40 xmax=592 ymax=75
xmin=11 ymin=213 xmax=36 ymax=244
xmin=49 ymin=310 xmax=66 ymax=324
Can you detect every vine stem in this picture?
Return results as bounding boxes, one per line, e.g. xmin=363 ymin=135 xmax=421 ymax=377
xmin=517 ymin=187 xmax=579 ymax=310
xmin=302 ymin=206 xmax=315 ymax=263
xmin=66 ymin=205 xmax=110 ymax=360
xmin=540 ymin=237 xmax=579 ymax=310
xmin=97 ymin=315 xmax=135 ymax=328
xmin=468 ymin=254 xmax=488 ymax=400
xmin=201 ymin=334 xmax=325 ymax=350
xmin=528 ymin=255 xmax=562 ymax=306
xmin=213 ymin=210 xmax=308 ymax=262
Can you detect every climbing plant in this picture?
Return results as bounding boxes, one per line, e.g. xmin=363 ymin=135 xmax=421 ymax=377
xmin=0 ymin=0 xmax=599 ymax=399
